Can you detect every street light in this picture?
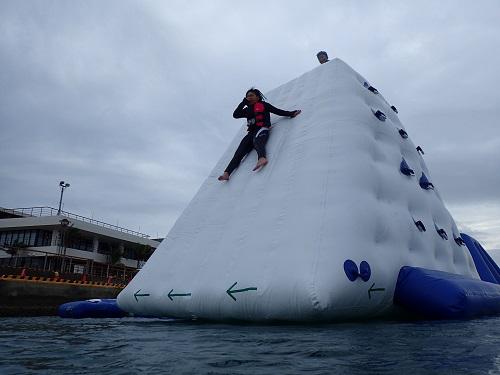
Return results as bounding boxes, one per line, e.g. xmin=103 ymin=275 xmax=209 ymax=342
xmin=57 ymin=181 xmax=70 ymax=215
xmin=59 ymin=218 xmax=73 ymax=273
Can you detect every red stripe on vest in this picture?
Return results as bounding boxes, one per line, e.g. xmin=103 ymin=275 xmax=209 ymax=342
xmin=253 ymin=102 xmax=265 ymax=127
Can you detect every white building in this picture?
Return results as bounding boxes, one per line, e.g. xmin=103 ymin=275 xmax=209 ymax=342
xmin=0 ymin=206 xmax=160 ymax=282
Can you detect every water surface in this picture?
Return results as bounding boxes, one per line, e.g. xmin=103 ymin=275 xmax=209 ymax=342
xmin=1 ymin=316 xmax=499 ymax=374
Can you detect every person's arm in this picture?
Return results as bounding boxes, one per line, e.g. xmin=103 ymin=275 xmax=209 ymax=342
xmin=265 ymin=102 xmax=300 ymax=117
xmin=233 ymin=99 xmax=249 ymax=119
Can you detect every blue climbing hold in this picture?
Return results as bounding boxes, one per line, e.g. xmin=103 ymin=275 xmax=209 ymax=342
xmin=343 ymin=260 xmax=359 ymax=282
xmin=419 ymin=173 xmax=434 ymax=190
xmin=400 ymin=158 xmax=415 ymax=176
xmin=454 ymin=236 xmax=465 ymax=246
xmin=373 ymin=110 xmax=386 ymax=121
xmin=359 ymin=261 xmax=371 ymax=282
xmin=391 ymin=105 xmax=398 ymax=113
xmin=414 ymin=220 xmax=426 ymax=232
xmin=437 ymin=229 xmax=448 ymax=240
xmin=435 ymin=224 xmax=448 ymax=240
xmin=398 ymin=129 xmax=408 ymax=139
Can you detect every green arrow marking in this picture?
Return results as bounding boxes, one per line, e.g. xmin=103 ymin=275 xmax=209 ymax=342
xmin=368 ymin=283 xmax=385 ymax=299
xmin=167 ymin=289 xmax=192 ymax=301
xmin=226 ymin=281 xmax=257 ymax=301
xmin=134 ymin=289 xmax=150 ymax=302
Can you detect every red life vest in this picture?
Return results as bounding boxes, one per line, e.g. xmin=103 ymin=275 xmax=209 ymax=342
xmin=253 ymin=102 xmax=266 ymax=127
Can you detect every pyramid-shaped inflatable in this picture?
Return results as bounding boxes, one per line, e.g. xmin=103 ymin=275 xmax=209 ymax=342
xmin=117 ymin=59 xmax=498 ymax=321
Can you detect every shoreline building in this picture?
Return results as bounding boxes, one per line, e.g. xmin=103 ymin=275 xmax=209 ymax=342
xmin=0 ymin=206 xmax=160 ymax=283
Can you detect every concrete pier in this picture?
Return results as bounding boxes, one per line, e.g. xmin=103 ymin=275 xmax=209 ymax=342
xmin=0 ymin=277 xmax=123 ymax=316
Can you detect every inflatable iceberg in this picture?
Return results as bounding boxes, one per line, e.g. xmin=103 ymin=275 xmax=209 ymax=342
xmin=117 ymin=59 xmax=500 ymax=321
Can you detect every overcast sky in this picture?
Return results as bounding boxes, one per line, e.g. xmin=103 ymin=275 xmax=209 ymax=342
xmin=1 ymin=1 xmax=499 ymax=253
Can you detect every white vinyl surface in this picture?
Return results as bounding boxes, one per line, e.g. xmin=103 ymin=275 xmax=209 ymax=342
xmin=118 ymin=59 xmax=479 ymax=321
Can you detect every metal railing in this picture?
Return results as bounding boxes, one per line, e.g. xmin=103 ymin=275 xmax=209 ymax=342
xmin=2 ymin=207 xmax=150 ymax=238
xmin=0 ymin=247 xmax=137 ymax=285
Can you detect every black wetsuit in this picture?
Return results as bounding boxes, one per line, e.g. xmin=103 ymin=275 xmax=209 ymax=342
xmin=224 ymin=99 xmax=296 ymax=175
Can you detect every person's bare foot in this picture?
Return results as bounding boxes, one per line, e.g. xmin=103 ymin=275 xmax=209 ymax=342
xmin=218 ymin=172 xmax=230 ymax=181
xmin=253 ymin=157 xmax=268 ymax=171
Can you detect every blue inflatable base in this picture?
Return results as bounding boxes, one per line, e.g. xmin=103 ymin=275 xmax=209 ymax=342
xmin=394 ymin=267 xmax=500 ymax=319
xmin=58 ymin=299 xmax=127 ymax=319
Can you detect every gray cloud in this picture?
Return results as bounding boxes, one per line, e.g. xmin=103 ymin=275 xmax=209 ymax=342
xmin=1 ymin=0 xmax=499 ymax=248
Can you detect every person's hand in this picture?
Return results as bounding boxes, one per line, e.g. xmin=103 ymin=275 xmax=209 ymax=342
xmin=290 ymin=110 xmax=301 ymax=118
xmin=242 ymin=98 xmax=249 ymax=105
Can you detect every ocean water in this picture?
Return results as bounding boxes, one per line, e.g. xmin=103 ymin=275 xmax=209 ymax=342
xmin=0 ymin=316 xmax=499 ymax=375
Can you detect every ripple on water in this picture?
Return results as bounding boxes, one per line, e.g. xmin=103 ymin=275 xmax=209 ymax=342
xmin=0 ymin=317 xmax=499 ymax=375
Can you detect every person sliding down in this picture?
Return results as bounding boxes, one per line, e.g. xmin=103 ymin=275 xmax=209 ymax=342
xmin=218 ymin=88 xmax=301 ymax=181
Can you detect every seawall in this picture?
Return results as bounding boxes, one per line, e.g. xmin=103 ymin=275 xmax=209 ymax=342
xmin=0 ymin=277 xmax=123 ymax=316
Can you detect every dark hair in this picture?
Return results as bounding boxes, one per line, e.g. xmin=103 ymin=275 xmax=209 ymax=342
xmin=316 ymin=51 xmax=328 ymax=59
xmin=246 ymin=88 xmax=267 ymax=101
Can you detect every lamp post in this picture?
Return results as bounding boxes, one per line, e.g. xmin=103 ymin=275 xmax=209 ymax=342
xmin=59 ymin=218 xmax=73 ymax=273
xmin=57 ymin=181 xmax=70 ymax=215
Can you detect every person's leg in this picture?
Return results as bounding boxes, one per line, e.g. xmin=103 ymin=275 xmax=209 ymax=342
xmin=252 ymin=128 xmax=269 ymax=171
xmin=218 ymin=133 xmax=254 ymax=180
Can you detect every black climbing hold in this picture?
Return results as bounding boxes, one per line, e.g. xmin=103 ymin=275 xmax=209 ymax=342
xmin=391 ymin=105 xmax=398 ymax=113
xmin=454 ymin=236 xmax=465 ymax=246
xmin=414 ymin=220 xmax=426 ymax=232
xmin=359 ymin=261 xmax=371 ymax=282
xmin=437 ymin=228 xmax=448 ymax=240
xmin=416 ymin=146 xmax=425 ymax=155
xmin=398 ymin=129 xmax=408 ymax=139
xmin=363 ymin=82 xmax=379 ymax=94
xmin=400 ymin=158 xmax=415 ymax=176
xmin=343 ymin=260 xmax=359 ymax=282
xmin=374 ymin=110 xmax=386 ymax=121
xmin=419 ymin=173 xmax=434 ymax=190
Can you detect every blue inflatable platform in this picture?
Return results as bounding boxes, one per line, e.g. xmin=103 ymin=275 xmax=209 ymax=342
xmin=58 ymin=299 xmax=127 ymax=319
xmin=394 ymin=266 xmax=500 ymax=319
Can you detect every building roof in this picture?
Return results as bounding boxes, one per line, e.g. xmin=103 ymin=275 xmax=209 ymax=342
xmin=0 ymin=207 xmax=160 ymax=247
